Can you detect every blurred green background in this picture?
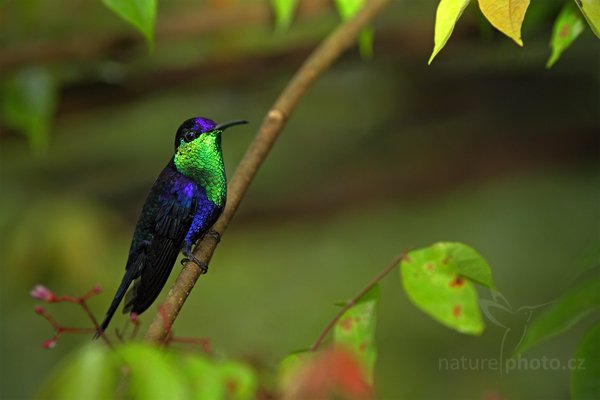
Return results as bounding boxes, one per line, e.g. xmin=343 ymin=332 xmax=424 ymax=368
xmin=1 ymin=0 xmax=599 ymax=399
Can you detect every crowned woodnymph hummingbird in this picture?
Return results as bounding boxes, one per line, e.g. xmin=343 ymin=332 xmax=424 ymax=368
xmin=95 ymin=117 xmax=247 ymax=337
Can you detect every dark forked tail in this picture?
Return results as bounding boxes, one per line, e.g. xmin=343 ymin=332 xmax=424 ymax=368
xmin=93 ymin=268 xmax=135 ymax=339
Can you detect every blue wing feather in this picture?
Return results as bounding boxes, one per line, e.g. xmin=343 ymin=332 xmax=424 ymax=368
xmin=97 ymin=162 xmax=198 ymax=334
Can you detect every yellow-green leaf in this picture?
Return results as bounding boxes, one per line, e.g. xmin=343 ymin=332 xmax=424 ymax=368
xmin=334 ymin=284 xmax=379 ymax=383
xmin=118 ymin=343 xmax=190 ymax=400
xmin=271 ymin=0 xmax=299 ymax=32
xmin=428 ymin=0 xmax=471 ymax=64
xmin=547 ymin=2 xmax=586 ymax=68
xmin=478 ymin=0 xmax=531 ymax=46
xmin=278 ymin=350 xmax=312 ymax=382
xmin=401 ymin=242 xmax=493 ymax=335
xmin=180 ymin=356 xmax=225 ymax=400
xmin=219 ymin=361 xmax=257 ymax=400
xmin=38 ymin=344 xmax=118 ymax=400
xmin=576 ymin=0 xmax=600 ymax=38
xmin=334 ymin=0 xmax=374 ymax=59
xmin=102 ymin=0 xmax=157 ymax=51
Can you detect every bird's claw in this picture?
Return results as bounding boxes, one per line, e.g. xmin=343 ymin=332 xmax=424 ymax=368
xmin=181 ymin=255 xmax=209 ymax=274
xmin=207 ymin=230 xmax=221 ymax=243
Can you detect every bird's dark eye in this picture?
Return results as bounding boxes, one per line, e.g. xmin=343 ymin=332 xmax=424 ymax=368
xmin=183 ymin=131 xmax=196 ymax=142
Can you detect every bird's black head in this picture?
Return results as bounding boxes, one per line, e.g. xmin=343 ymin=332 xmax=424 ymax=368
xmin=174 ymin=117 xmax=248 ymax=150
xmin=174 ymin=117 xmax=217 ymax=149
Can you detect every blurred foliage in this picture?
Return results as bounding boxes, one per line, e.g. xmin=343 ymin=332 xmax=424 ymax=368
xmin=547 ymin=2 xmax=585 ymax=68
xmin=515 ymin=277 xmax=600 ymax=355
xmin=271 ymin=0 xmax=300 ymax=33
xmin=2 ymin=196 xmax=118 ymax=291
xmin=333 ymin=284 xmax=379 ymax=383
xmin=0 ymin=66 xmax=57 ymax=150
xmin=571 ymin=322 xmax=600 ymax=400
xmin=280 ymin=346 xmax=371 ymax=399
xmin=333 ymin=0 xmax=374 ymax=58
xmin=102 ymin=0 xmax=157 ymax=51
xmin=1 ymin=0 xmax=599 ymax=399
xmin=34 ymin=242 xmax=499 ymax=398
xmin=38 ymin=342 xmax=257 ymax=400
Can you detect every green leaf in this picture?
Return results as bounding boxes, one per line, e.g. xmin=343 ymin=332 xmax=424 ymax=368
xmin=572 ymin=322 xmax=600 ymax=400
xmin=478 ymin=0 xmax=531 ymax=46
xmin=357 ymin=27 xmax=374 ymax=59
xmin=334 ymin=0 xmax=365 ymax=20
xmin=38 ymin=344 xmax=118 ymax=400
xmin=428 ymin=0 xmax=471 ymax=64
xmin=547 ymin=2 xmax=586 ymax=68
xmin=334 ymin=0 xmax=374 ymax=59
xmin=181 ymin=356 xmax=225 ymax=400
xmin=576 ymin=0 xmax=600 ymax=38
xmin=401 ymin=242 xmax=494 ymax=335
xmin=181 ymin=356 xmax=257 ymax=400
xmin=514 ymin=276 xmax=600 ymax=355
xmin=334 ymin=284 xmax=379 ymax=383
xmin=1 ymin=67 xmax=58 ymax=151
xmin=271 ymin=0 xmax=299 ymax=32
xmin=118 ymin=343 xmax=190 ymax=400
xmin=219 ymin=361 xmax=257 ymax=400
xmin=278 ymin=350 xmax=312 ymax=381
xmin=437 ymin=242 xmax=495 ymax=288
xmin=102 ymin=0 xmax=157 ymax=51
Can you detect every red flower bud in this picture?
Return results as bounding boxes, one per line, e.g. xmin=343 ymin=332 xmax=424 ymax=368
xmin=30 ymin=285 xmax=56 ymax=302
xmin=130 ymin=312 xmax=139 ymax=322
xmin=34 ymin=306 xmax=45 ymax=314
xmin=43 ymin=339 xmax=57 ymax=349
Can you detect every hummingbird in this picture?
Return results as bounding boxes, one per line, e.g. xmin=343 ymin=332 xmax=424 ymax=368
xmin=95 ymin=117 xmax=247 ymax=337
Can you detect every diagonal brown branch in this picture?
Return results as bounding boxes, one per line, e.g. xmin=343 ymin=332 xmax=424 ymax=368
xmin=144 ymin=0 xmax=392 ymax=343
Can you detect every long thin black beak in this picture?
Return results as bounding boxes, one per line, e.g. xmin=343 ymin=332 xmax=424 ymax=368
xmin=215 ymin=120 xmax=248 ymax=131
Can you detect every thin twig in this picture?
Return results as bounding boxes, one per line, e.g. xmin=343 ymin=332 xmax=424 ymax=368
xmin=144 ymin=0 xmax=392 ymax=343
xmin=310 ymin=253 xmax=405 ymax=352
xmin=32 ymin=284 xmax=113 ymax=347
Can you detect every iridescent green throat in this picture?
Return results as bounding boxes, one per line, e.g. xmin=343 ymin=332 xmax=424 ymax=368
xmin=173 ymin=131 xmax=226 ymax=206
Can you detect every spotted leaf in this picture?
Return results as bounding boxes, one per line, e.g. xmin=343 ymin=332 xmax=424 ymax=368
xmin=401 ymin=242 xmax=494 ymax=335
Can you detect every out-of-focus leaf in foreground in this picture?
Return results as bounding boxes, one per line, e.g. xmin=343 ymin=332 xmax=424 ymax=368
xmin=38 ymin=344 xmax=118 ymax=400
xmin=38 ymin=343 xmax=257 ymax=400
xmin=334 ymin=284 xmax=379 ymax=383
xmin=119 ymin=343 xmax=190 ymax=400
xmin=280 ymin=346 xmax=372 ymax=399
